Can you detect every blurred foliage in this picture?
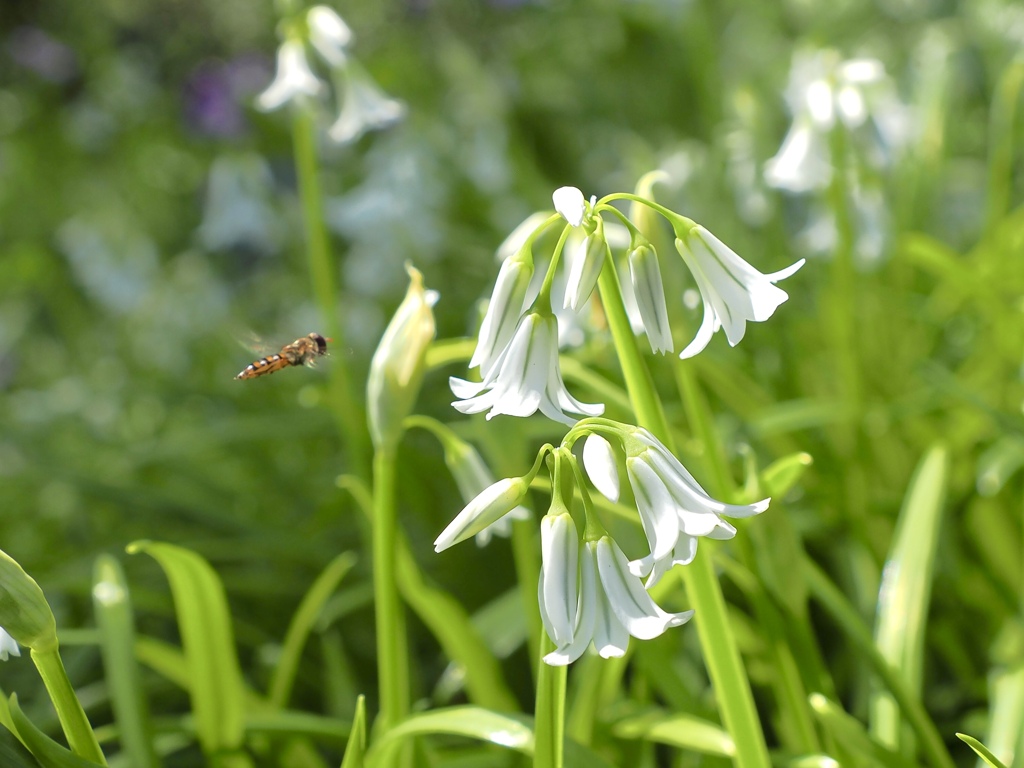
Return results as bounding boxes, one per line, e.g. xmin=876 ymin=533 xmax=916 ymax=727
xmin=1 ymin=0 xmax=1024 ymax=765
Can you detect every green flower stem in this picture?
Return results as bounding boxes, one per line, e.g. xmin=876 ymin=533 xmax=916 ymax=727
xmin=31 ymin=648 xmax=107 ymax=765
xmin=534 ymin=634 xmax=566 ymax=768
xmin=291 ymin=107 xmax=368 ymax=472
xmin=512 ymin=520 xmax=542 ymax=679
xmin=371 ymin=448 xmax=410 ymax=736
xmin=596 ymin=260 xmax=771 ymax=768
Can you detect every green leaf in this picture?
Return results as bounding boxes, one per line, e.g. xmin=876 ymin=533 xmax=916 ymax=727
xmin=0 ymin=723 xmax=37 ymax=768
xmin=809 ymin=693 xmax=913 ymax=768
xmin=127 ymin=540 xmax=247 ymax=758
xmin=269 ymin=552 xmax=358 ymax=708
xmin=955 ymin=733 xmax=1010 ymax=768
xmin=91 ymin=555 xmax=159 ymax=768
xmin=870 ymin=445 xmax=948 ymax=748
xmin=611 ymin=710 xmax=734 ymax=756
xmin=363 ymin=706 xmax=614 ymax=768
xmin=339 ymin=696 xmax=366 ymax=768
xmin=7 ymin=695 xmax=102 ymax=768
xmin=365 ymin=707 xmax=533 ymax=768
xmin=394 ymin=532 xmax=518 ymax=712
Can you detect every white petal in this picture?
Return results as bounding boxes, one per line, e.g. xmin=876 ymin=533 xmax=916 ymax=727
xmin=595 ymin=537 xmax=693 ymax=640
xmin=328 ymin=62 xmax=404 ymax=144
xmin=470 ymin=255 xmax=533 ymax=375
xmin=582 ymin=434 xmax=620 ymax=502
xmin=306 ymin=6 xmax=353 ymax=67
xmin=539 ymin=513 xmax=580 ymax=647
xmin=678 ymin=297 xmax=719 ymax=360
xmin=764 ymin=120 xmax=832 ymax=193
xmin=626 ymin=457 xmax=681 ymax=561
xmin=0 ymin=628 xmax=20 ymax=661
xmin=552 ymin=186 xmax=586 ymax=227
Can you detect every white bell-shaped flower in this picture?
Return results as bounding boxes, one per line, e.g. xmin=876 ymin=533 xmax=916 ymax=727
xmin=256 ymin=39 xmax=322 ymax=112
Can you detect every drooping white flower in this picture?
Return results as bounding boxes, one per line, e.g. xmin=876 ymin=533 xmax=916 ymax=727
xmin=763 ymin=117 xmax=832 ymax=193
xmin=538 ymin=512 xmax=580 ymax=648
xmin=434 ymin=476 xmax=531 ymax=552
xmin=765 ymin=49 xmax=912 ymax=193
xmin=542 ymin=535 xmax=693 ymax=666
xmin=256 ymin=39 xmax=323 ymax=112
xmin=0 ymin=628 xmax=20 ymax=661
xmin=306 ymin=6 xmax=353 ymax=67
xmin=552 ymin=186 xmax=586 ymax=227
xmin=469 ymin=250 xmax=534 ymax=378
xmin=675 ymin=225 xmax=804 ymax=359
xmin=445 ymin=439 xmax=530 ymax=546
xmin=615 ymin=427 xmax=769 ymax=586
xmin=328 ymin=60 xmax=405 ymax=144
xmin=627 ymin=243 xmax=673 ymax=354
xmin=450 ymin=312 xmax=604 ymax=425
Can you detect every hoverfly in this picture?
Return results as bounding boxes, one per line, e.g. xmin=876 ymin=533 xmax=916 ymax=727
xmin=235 ymin=333 xmax=329 ymax=380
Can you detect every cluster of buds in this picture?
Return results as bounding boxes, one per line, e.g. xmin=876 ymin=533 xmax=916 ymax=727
xmin=257 ymin=5 xmax=404 ymax=144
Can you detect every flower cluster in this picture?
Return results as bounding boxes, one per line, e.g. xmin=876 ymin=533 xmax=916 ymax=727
xmin=450 ymin=184 xmax=803 ymax=424
xmin=435 ymin=420 xmax=770 ymax=664
xmin=438 ymin=181 xmax=798 ymax=665
xmin=257 ymin=5 xmax=404 ymax=144
xmin=764 ymin=49 xmax=913 ymax=265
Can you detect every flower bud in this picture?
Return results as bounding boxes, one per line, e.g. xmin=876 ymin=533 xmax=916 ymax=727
xmin=563 ymin=217 xmax=608 ymax=312
xmin=434 ymin=476 xmax=532 ymax=552
xmin=0 ymin=549 xmax=58 ymax=654
xmin=368 ymin=265 xmax=438 ymax=451
xmin=627 ymin=243 xmax=673 ymax=354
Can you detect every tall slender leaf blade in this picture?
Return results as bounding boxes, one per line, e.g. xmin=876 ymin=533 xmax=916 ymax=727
xmin=127 ymin=540 xmax=247 ymax=759
xmin=870 ymin=445 xmax=949 ymax=748
xmin=91 ymin=555 xmax=159 ymax=768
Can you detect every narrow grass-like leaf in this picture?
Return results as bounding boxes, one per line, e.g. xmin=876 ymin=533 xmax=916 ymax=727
xmin=339 ymin=695 xmax=365 ymax=768
xmin=364 ymin=707 xmax=533 ymax=767
xmin=127 ymin=540 xmax=247 ymax=760
xmin=91 ymin=555 xmax=158 ymax=768
xmin=0 ymin=720 xmax=36 ymax=768
xmin=7 ymin=695 xmax=102 ymax=768
xmin=979 ymin=659 xmax=1024 ymax=768
xmin=870 ymin=445 xmax=948 ymax=748
xmin=268 ymin=551 xmax=357 ymax=708
xmin=611 ymin=710 xmax=734 ymax=756
xmin=804 ymin=560 xmax=955 ymax=768
xmin=955 ymin=733 xmax=1010 ymax=768
xmin=809 ymin=693 xmax=913 ymax=768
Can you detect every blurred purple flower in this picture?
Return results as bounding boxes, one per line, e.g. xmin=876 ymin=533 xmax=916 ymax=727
xmin=183 ymin=55 xmax=270 ymax=138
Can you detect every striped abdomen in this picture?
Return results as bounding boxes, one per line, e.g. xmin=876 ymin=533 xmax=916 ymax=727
xmin=235 ymin=354 xmax=294 ymax=380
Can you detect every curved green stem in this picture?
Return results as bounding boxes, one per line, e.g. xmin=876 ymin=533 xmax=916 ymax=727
xmin=291 ymin=107 xmax=368 ymax=473
xmin=371 ymin=448 xmax=410 ymax=735
xmin=596 ymin=257 xmax=771 ymax=768
xmin=32 ymin=648 xmax=107 ymax=765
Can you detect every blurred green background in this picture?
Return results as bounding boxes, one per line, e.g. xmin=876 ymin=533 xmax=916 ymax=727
xmin=1 ymin=0 xmax=1023 ymax=764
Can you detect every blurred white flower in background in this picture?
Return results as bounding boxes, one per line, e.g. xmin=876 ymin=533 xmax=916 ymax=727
xmin=764 ymin=48 xmax=911 ymax=266
xmin=256 ymin=5 xmax=403 ymax=145
xmin=0 ymin=628 xmax=20 ymax=661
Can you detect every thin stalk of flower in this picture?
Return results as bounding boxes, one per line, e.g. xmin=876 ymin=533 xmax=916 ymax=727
xmin=594 ymin=242 xmax=772 ymax=768
xmin=291 ymin=108 xmax=367 ymax=471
